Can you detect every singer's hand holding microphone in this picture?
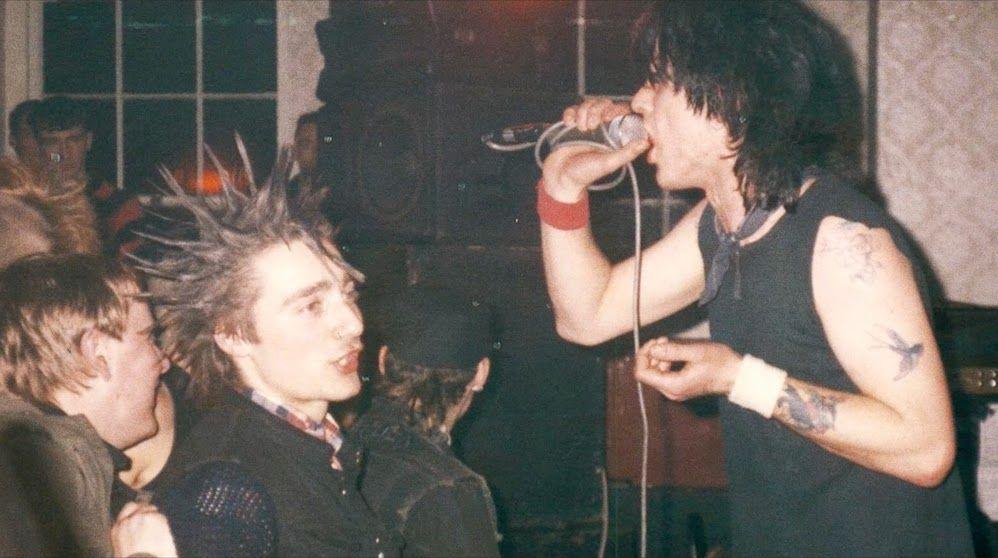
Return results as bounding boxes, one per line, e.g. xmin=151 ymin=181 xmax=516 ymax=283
xmin=542 ymin=99 xmax=650 ymax=203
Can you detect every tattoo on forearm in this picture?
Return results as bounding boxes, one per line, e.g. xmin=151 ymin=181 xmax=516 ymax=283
xmin=817 ymin=220 xmax=882 ymax=284
xmin=775 ymin=385 xmax=842 ymax=434
xmin=870 ymin=327 xmax=924 ymax=381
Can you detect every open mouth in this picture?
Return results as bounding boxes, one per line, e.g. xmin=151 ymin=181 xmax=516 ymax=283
xmin=332 ymin=349 xmax=361 ymax=375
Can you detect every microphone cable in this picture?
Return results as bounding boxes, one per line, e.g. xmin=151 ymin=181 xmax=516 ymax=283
xmin=485 ymin=124 xmax=651 ymax=558
xmin=483 ymin=121 xmax=632 ymax=192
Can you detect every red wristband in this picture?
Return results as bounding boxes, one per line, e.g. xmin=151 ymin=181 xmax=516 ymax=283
xmin=537 ymin=180 xmax=589 ymax=230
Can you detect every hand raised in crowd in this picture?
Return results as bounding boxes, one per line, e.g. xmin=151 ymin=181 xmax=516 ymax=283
xmin=111 ymin=502 xmax=178 ymax=558
xmin=635 ymin=337 xmax=743 ymax=401
xmin=540 ymin=98 xmax=649 ymax=202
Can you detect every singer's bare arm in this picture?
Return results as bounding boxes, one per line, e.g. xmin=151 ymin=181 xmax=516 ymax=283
xmin=636 ymin=216 xmax=955 ymax=487
xmin=542 ymin=198 xmax=706 ymax=345
xmin=541 ymin=99 xmax=705 ymax=346
xmin=805 ymin=216 xmax=954 ymax=485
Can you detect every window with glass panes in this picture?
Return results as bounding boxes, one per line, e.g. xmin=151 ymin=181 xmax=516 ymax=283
xmin=43 ymin=0 xmax=276 ymax=192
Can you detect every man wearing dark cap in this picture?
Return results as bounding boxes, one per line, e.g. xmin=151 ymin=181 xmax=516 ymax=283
xmin=351 ymin=287 xmax=501 ymax=558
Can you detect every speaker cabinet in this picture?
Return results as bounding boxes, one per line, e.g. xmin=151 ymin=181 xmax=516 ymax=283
xmin=316 ymin=83 xmax=437 ymax=243
xmin=313 ymin=0 xmax=658 ymax=243
xmin=317 ymin=81 xmax=584 ymax=245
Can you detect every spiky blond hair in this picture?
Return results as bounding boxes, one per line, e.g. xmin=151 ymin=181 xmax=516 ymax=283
xmin=135 ymin=142 xmax=362 ymax=405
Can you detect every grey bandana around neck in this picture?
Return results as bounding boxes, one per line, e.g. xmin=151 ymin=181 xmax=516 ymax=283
xmin=699 ymin=204 xmax=773 ymax=306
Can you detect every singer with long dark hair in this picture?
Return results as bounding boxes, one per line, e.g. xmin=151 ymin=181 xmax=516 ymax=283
xmin=538 ymin=2 xmax=972 ymax=556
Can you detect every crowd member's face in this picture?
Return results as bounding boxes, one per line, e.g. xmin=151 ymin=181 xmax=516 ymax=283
xmin=38 ymin=126 xmax=92 ymax=182
xmin=630 ymin=80 xmax=733 ymax=191
xmin=293 ymin=122 xmax=319 ymax=176
xmin=10 ymin=118 xmax=44 ymax=173
xmin=88 ymin=299 xmax=170 ymax=449
xmin=233 ymin=240 xmax=363 ymax=416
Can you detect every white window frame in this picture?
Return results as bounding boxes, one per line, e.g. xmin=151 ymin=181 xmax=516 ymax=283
xmin=2 ymin=1 xmax=44 ymax=148
xmin=3 ymin=0 xmax=328 ymax=189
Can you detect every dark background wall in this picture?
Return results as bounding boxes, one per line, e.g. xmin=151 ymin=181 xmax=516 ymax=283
xmin=313 ymin=1 xmax=659 ymax=554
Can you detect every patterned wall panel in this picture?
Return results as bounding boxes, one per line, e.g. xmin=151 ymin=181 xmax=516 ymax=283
xmin=277 ymin=0 xmax=328 ymax=146
xmin=877 ymin=1 xmax=998 ymax=305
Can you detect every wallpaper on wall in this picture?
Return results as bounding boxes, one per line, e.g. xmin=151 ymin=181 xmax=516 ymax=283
xmin=877 ymin=1 xmax=998 ymax=306
xmin=277 ymin=0 xmax=328 ymax=146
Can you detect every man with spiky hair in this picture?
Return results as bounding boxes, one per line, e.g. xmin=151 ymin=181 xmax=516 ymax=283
xmin=143 ymin=151 xmax=399 ymax=557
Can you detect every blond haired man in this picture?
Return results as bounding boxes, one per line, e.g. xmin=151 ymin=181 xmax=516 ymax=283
xmin=0 ymin=254 xmax=173 ymax=556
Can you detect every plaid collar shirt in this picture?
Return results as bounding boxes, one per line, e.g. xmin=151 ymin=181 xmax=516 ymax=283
xmin=241 ymin=388 xmax=344 ymax=470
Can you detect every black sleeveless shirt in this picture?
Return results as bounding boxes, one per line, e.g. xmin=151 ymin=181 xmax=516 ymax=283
xmin=697 ymin=171 xmax=973 ymax=557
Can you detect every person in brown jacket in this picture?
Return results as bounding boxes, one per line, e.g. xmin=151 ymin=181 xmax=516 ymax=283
xmin=0 ymin=158 xmax=101 ymax=267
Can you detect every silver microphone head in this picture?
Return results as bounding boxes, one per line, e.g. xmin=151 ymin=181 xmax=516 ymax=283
xmin=605 ymin=114 xmax=646 ymax=149
xmin=50 ymin=152 xmax=62 ymax=164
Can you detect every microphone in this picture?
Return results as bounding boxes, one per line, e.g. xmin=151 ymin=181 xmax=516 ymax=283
xmin=604 ymin=113 xmax=646 ymax=149
xmin=482 ymin=113 xmax=646 ymax=150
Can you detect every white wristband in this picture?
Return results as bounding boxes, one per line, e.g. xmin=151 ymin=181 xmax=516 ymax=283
xmin=727 ymin=354 xmax=788 ymax=419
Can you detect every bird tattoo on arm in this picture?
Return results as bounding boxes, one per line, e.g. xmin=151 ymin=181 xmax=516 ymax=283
xmin=870 ymin=327 xmax=923 ymax=381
